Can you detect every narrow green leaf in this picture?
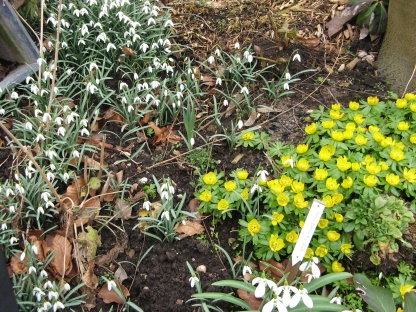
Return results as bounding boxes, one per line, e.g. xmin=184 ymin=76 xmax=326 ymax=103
xmin=306 ymin=273 xmax=352 ymax=293
xmin=191 ymin=292 xmax=252 ymax=310
xmin=212 ymin=280 xmax=255 ymax=293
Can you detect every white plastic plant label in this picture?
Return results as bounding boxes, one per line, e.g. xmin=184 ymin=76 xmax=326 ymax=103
xmin=291 ymin=199 xmax=326 ymax=266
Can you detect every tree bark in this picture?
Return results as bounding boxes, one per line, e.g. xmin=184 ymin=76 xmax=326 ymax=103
xmin=377 ymin=0 xmax=416 ymax=94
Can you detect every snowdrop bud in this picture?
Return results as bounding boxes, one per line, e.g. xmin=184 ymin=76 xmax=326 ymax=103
xmin=234 ymin=42 xmax=240 ymax=49
xmin=0 ymin=108 xmax=5 ymax=115
xmin=237 ymin=120 xmax=244 ymax=129
xmin=32 ymin=244 xmax=39 ymax=255
xmin=243 ymin=265 xmax=252 ymax=275
xmin=20 ymin=251 xmax=26 ymax=261
xmin=293 ymin=53 xmax=301 ymax=62
xmin=190 ymin=138 xmax=195 ymax=146
xmin=10 ymin=237 xmax=18 ymax=245
xmin=285 ymin=72 xmax=291 ymax=80
xmin=11 ymin=91 xmax=19 ymax=99
xmin=28 ymin=266 xmax=36 ymax=274
xmin=215 ymin=48 xmax=221 ymax=56
xmin=143 ymin=201 xmax=151 ymax=211
xmin=107 ymin=280 xmax=117 ymax=291
xmin=284 ymin=83 xmax=289 ymax=90
xmin=223 ymin=99 xmax=229 ymax=106
xmin=216 ymin=77 xmax=222 ymax=85
xmin=207 ymin=55 xmax=215 ymax=64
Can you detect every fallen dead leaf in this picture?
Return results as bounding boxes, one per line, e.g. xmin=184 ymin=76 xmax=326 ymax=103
xmin=98 ymin=282 xmax=130 ymax=304
xmin=297 ymin=36 xmax=320 ymax=47
xmin=115 ymin=265 xmax=128 ymax=284
xmin=114 ymin=198 xmax=132 ymax=220
xmin=244 ymin=108 xmax=258 ymax=127
xmin=237 ymin=289 xmax=262 ymax=310
xmin=259 ymin=259 xmax=287 ymax=282
xmin=175 ymin=220 xmax=204 ymax=236
xmin=82 ymin=262 xmax=99 ymax=289
xmin=83 ymin=156 xmax=107 ymax=169
xmin=148 ymin=122 xmax=182 ymax=146
xmin=75 ymin=196 xmax=101 ymax=227
xmin=10 ymin=254 xmax=27 ymax=274
xmin=44 ymin=232 xmax=73 ymax=278
xmin=122 ymin=47 xmax=135 ymax=57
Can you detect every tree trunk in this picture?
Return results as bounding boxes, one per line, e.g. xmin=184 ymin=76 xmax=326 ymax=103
xmin=377 ymin=0 xmax=416 ymax=94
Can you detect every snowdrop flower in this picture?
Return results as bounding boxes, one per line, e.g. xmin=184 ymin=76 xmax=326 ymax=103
xmin=151 ymin=81 xmax=160 ymax=89
xmin=293 ymin=53 xmax=301 ymax=62
xmin=78 ymin=39 xmax=86 ymax=46
xmin=330 ymin=296 xmax=342 ymax=304
xmin=165 ymin=20 xmax=174 ymax=27
xmin=285 ymin=72 xmax=291 ymax=80
xmin=119 ymin=82 xmax=128 ymax=90
xmin=54 ymin=117 xmax=63 ymax=125
xmin=45 ymin=150 xmax=57 ymax=160
xmin=143 ymin=201 xmax=151 ymax=211
xmin=20 ymin=251 xmax=26 ymax=262
xmin=9 ymin=205 xmax=15 ymax=213
xmin=1 ymin=223 xmax=7 ymax=231
xmin=216 ymin=77 xmax=222 ymax=85
xmin=57 ymin=127 xmax=66 ymax=137
xmin=190 ymin=138 xmax=195 ymax=146
xmin=63 ymin=173 xmax=70 ymax=182
xmin=81 ymin=24 xmax=89 ymax=36
xmin=283 ymin=158 xmax=294 ymax=168
xmin=72 ymin=150 xmax=80 ymax=158
xmin=189 ymin=276 xmax=199 ymax=288
xmin=25 ymin=122 xmax=33 ymax=130
xmin=161 ymin=183 xmax=175 ymax=194
xmin=223 ymin=99 xmax=229 ymax=106
xmin=37 ymin=58 xmax=46 ymax=66
xmin=33 ymin=287 xmax=45 ymax=302
xmin=257 ymin=169 xmax=269 ymax=183
xmin=80 ymin=128 xmax=90 ymax=136
xmin=10 ymin=237 xmax=18 ymax=245
xmin=28 ymin=266 xmax=37 ymax=275
xmin=252 ymin=276 xmax=277 ymax=298
xmin=242 ymin=265 xmax=252 ymax=275
xmin=26 ymin=76 xmax=34 ymax=84
xmin=42 ymin=113 xmax=51 ymax=123
xmin=15 ymin=184 xmax=24 ymax=195
xmin=6 ymin=188 xmax=14 ymax=197
xmin=284 ymin=83 xmax=290 ymax=90
xmin=45 ymin=200 xmax=54 ymax=208
xmin=250 ymin=184 xmax=262 ymax=194
xmin=86 ymin=82 xmax=98 ymax=94
xmin=46 ymin=172 xmax=55 ymax=182
xmin=30 ymin=84 xmax=39 ymax=95
xmin=0 ymin=108 xmax=5 ymax=115
xmin=234 ymin=42 xmax=240 ymax=49
xmin=161 ymin=211 xmax=170 ymax=220
xmin=96 ymin=32 xmax=108 ymax=42
xmin=161 ymin=191 xmax=169 ymax=200
xmin=53 ymin=301 xmax=65 ymax=312
xmin=289 ymin=286 xmax=313 ymax=308
xmin=106 ymin=43 xmax=116 ymax=52
xmin=148 ymin=17 xmax=156 ymax=25
xmin=36 ymin=133 xmax=45 ymax=142
xmin=38 ymin=206 xmax=45 ymax=215
xmin=62 ymin=283 xmax=71 ymax=291
xmin=151 ymin=42 xmax=159 ymax=50
xmin=237 ymin=120 xmax=244 ymax=129
xmin=11 ymin=91 xmax=19 ymax=99
xmin=276 ymin=282 xmax=298 ymax=307
xmin=207 ymin=55 xmax=215 ymax=64
xmin=50 ymin=164 xmax=56 ymax=171
xmin=48 ymin=291 xmax=59 ymax=300
xmin=215 ymin=48 xmax=221 ymax=56
xmin=262 ymin=296 xmax=288 ymax=312
xmin=31 ymin=244 xmax=39 ymax=255
xmin=61 ymin=42 xmax=68 ymax=49
xmin=107 ymin=280 xmax=117 ymax=291
xmin=40 ymin=270 xmax=48 ymax=278
xmin=127 ymin=105 xmax=134 ymax=113
xmin=299 ymin=257 xmax=320 ymax=282
xmin=240 ymin=86 xmax=249 ymax=95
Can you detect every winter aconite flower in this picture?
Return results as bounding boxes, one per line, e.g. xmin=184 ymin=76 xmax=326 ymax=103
xmin=296 ymin=144 xmax=308 ymax=154
xmin=199 ymin=190 xmax=212 ymax=202
xmin=315 ymin=244 xmax=328 ymax=257
xmin=367 ymin=96 xmax=379 ymax=106
xmin=354 ymin=114 xmax=365 ymax=124
xmin=240 ymin=188 xmax=249 ymax=200
xmin=237 ymin=170 xmax=249 ymax=180
xmin=397 ymin=121 xmax=410 ymax=131
xmin=351 ymin=162 xmax=361 ymax=171
xmin=341 ymin=243 xmax=352 ymax=254
xmin=296 ymin=159 xmax=310 ymax=171
xmin=293 ymin=193 xmax=308 ymax=208
xmin=403 ymin=168 xmax=416 ymax=183
xmin=349 ymin=101 xmax=360 ymax=110
xmin=271 ymin=212 xmax=284 ymax=225
xmin=399 ymin=285 xmax=415 ymax=298
xmin=326 ymin=178 xmax=339 ymax=191
xmin=242 ymin=131 xmax=255 ymax=141
xmin=315 ymin=168 xmax=328 ymax=181
xmin=318 ymin=219 xmax=329 ymax=229
xmin=331 ymin=130 xmax=344 ymax=141
xmin=269 ymin=234 xmax=285 ymax=252
xmin=330 ymin=109 xmax=344 ymax=120
xmin=355 ymin=134 xmax=368 ymax=145
xmin=386 ymin=173 xmax=400 ymax=186
xmin=291 ymin=181 xmax=305 ymax=193
xmin=366 ymin=162 xmax=381 ymax=175
xmin=203 ymin=172 xmax=217 ymax=185
xmin=336 ymin=156 xmax=351 ymax=172
xmin=247 ymin=219 xmax=261 ymax=236
xmin=322 ymin=120 xmax=335 ymax=129
xmin=224 ymin=181 xmax=237 ymax=192
xmin=285 ymin=231 xmax=298 ymax=243
xmin=334 ymin=213 xmax=344 ymax=223
xmin=217 ymin=199 xmax=229 ymax=211
xmin=341 ymin=176 xmax=353 ymax=189
xmin=327 ymin=231 xmax=341 ymax=242
xmin=390 ymin=149 xmax=405 ymax=162
xmin=277 ymin=193 xmax=290 ymax=206
xmin=396 ymin=98 xmax=407 ymax=108
xmin=332 ymin=260 xmax=345 ymax=272
xmin=363 ymin=175 xmax=378 ymax=187
xmin=305 ymin=123 xmax=317 ymax=134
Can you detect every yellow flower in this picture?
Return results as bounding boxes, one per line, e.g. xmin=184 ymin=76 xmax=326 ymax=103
xmin=281 ymin=155 xmax=293 ymax=168
xmin=291 ymin=181 xmax=305 ymax=193
xmin=299 ymin=221 xmax=304 ymax=228
xmin=217 ymin=199 xmax=229 ymax=211
xmin=399 ymin=285 xmax=415 ymax=298
xmin=267 ymin=180 xmax=285 ymax=194
xmin=381 ymin=137 xmax=395 ymax=147
xmin=277 ymin=193 xmax=290 ymax=206
xmin=199 ymin=190 xmax=212 ymax=202
xmin=328 ymin=231 xmax=341 ymax=242
xmin=379 ymin=161 xmax=389 ymax=171
xmin=336 ymin=156 xmax=351 ymax=172
xmin=351 ymin=162 xmax=361 ymax=171
xmin=237 ymin=170 xmax=249 ymax=180
xmin=363 ymin=175 xmax=378 ymax=187
xmin=305 ymin=122 xmax=317 ymax=134
xmin=354 ymin=114 xmax=365 ymax=125
xmin=296 ymin=159 xmax=310 ymax=172
xmin=271 ymin=212 xmax=284 ymax=225
xmin=390 ymin=149 xmax=405 ymax=162
xmin=357 ymin=126 xmax=366 ymax=133
xmin=341 ymin=244 xmax=352 ymax=254
xmin=203 ymin=172 xmax=218 ymax=185
xmin=396 ymin=98 xmax=408 ymax=108
xmin=314 ymin=168 xmax=328 ymax=181
xmin=398 ymin=121 xmax=410 ymax=131
xmin=343 ymin=130 xmax=354 ymax=140
xmin=330 ymin=109 xmax=344 ymax=120
xmin=334 ymin=213 xmax=344 ymax=223
xmin=349 ymin=101 xmax=360 ymax=110
xmin=296 ymin=144 xmax=309 ymax=154
xmin=366 ymin=162 xmax=381 ymax=175
xmin=269 ymin=235 xmax=285 ymax=252
xmin=224 ymin=181 xmax=237 ymax=192
xmin=410 ymin=103 xmax=416 ymax=113
xmin=355 ymin=134 xmax=368 ymax=146
xmin=318 ymin=219 xmax=329 ymax=229
xmin=341 ymin=176 xmax=353 ymax=189
xmin=368 ymin=125 xmax=380 ymax=133
xmin=280 ymin=175 xmax=293 ymax=187
xmin=345 ymin=122 xmax=356 ymax=132
xmin=405 ymin=93 xmax=416 ymax=101
xmin=332 ymin=193 xmax=344 ymax=205
xmin=322 ymin=195 xmax=334 ymax=208
xmin=240 ymin=188 xmax=249 ymax=200
xmin=242 ymin=131 xmax=255 ymax=141
xmin=332 ymin=260 xmax=345 ymax=272
xmin=373 ymin=131 xmax=384 ymax=142
xmin=403 ymin=167 xmax=416 ymax=183
xmin=396 ymin=142 xmax=406 ymax=150
xmin=247 ymin=219 xmax=261 ymax=236
xmin=315 ymin=244 xmax=328 ymax=257
xmin=293 ymin=193 xmax=308 ymax=209
xmin=386 ymin=173 xmax=400 ymax=186
xmin=364 ymin=155 xmax=374 ymax=164
xmin=304 ymin=248 xmax=314 ymax=259
xmin=319 ymin=149 xmax=332 ymax=161
xmin=410 ymin=133 xmax=416 ymax=144
xmin=367 ymin=96 xmax=379 ymax=106
xmin=332 ymin=103 xmax=342 ymax=111
xmin=286 ymin=230 xmax=298 ymax=243
xmin=322 ymin=120 xmax=335 ymax=129
xmin=331 ymin=130 xmax=344 ymax=141
xmin=326 ymin=177 xmax=339 ymax=191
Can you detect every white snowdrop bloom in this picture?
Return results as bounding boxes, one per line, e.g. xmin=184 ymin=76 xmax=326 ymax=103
xmin=31 ymin=244 xmax=39 ymax=255
xmin=44 ymin=281 xmax=54 ymax=290
xmin=165 ymin=65 xmax=174 ymax=74
xmin=161 ymin=210 xmax=170 ymax=220
xmin=50 ymin=164 xmax=56 ymax=171
xmin=40 ymin=270 xmax=48 ymax=278
xmin=133 ymin=34 xmax=141 ymax=42
xmin=46 ymin=200 xmax=55 ymax=208
xmin=163 ymin=39 xmax=171 ymax=47
xmin=38 ymin=206 xmax=45 ymax=215
xmin=37 ymin=58 xmax=46 ymax=66
xmin=289 ymin=287 xmax=313 ymax=308
xmin=63 ymin=173 xmax=70 ymax=182
xmin=11 ymin=91 xmax=19 ymax=99
xmin=154 ymin=99 xmax=160 ymax=106
xmin=80 ymin=128 xmax=90 ymax=136
xmin=216 ymin=77 xmax=222 ymax=85
xmin=207 ymin=55 xmax=215 ymax=64
xmin=107 ymin=280 xmax=117 ymax=291
xmin=127 ymin=105 xmax=134 ymax=113
xmin=134 ymin=73 xmax=139 ymax=80
xmin=6 ymin=188 xmax=14 ymax=197
xmin=142 ymin=6 xmax=150 ymax=14
xmin=293 ymin=53 xmax=301 ymax=62
xmin=153 ymin=57 xmax=161 ymax=68
xmin=234 ymin=42 xmax=240 ymax=49
xmin=45 ymin=150 xmax=57 ymax=160
xmin=34 ymin=109 xmax=42 ymax=117
xmin=148 ymin=18 xmax=156 ymax=25
xmin=242 ymin=265 xmax=252 ymax=275
xmin=189 ymin=276 xmax=199 ymax=288
xmin=143 ymin=201 xmax=151 ymax=211
xmin=99 ymin=8 xmax=108 ymax=18
xmin=285 ymin=72 xmax=291 ymax=80
xmin=252 ymin=276 xmax=277 ymax=298
xmin=9 ymin=205 xmax=16 ymax=213
xmin=106 ymin=43 xmax=116 ymax=52
xmin=223 ymin=99 xmax=229 ymax=106
xmin=62 ymin=283 xmax=71 ymax=292
xmin=46 ymin=172 xmax=55 ymax=181
xmin=26 ymin=76 xmax=34 ymax=84
xmin=177 ymin=101 xmax=181 ymax=107
xmin=60 ymin=19 xmax=70 ymax=28
xmin=180 ymin=84 xmax=185 ymax=91
xmin=33 ymin=287 xmax=45 ymax=302
xmin=283 ymin=158 xmax=294 ymax=168
xmin=15 ymin=184 xmax=24 ymax=195
xmin=165 ymin=19 xmax=174 ymax=27
xmin=215 ymin=48 xmax=221 ymax=56
xmin=42 ymin=113 xmax=52 ymax=123
xmin=237 ymin=120 xmax=244 ymax=129
xmin=81 ymin=24 xmax=89 ymax=36
xmin=20 ymin=251 xmax=26 ymax=262
xmin=119 ymin=82 xmax=128 ymax=90
xmin=53 ymin=301 xmax=65 ymax=312
xmin=36 ymin=133 xmax=45 ymax=142
xmin=151 ymin=42 xmax=159 ymax=50
xmin=140 ymin=42 xmax=149 ymax=53
xmin=94 ymin=22 xmax=103 ymax=29
xmin=86 ymin=82 xmax=98 ymax=94
xmin=10 ymin=237 xmax=18 ymax=245
xmin=61 ymin=42 xmax=68 ymax=49
xmin=148 ymin=66 xmax=153 ymax=73
xmin=151 ymin=81 xmax=160 ymax=89
xmin=299 ymin=257 xmax=321 ymax=282
xmin=145 ymin=94 xmax=154 ymax=103
xmin=250 ymin=184 xmax=262 ymax=194
xmin=47 ymin=16 xmax=57 ymax=26
xmin=0 ymin=108 xmax=5 ymax=115
xmin=43 ymin=71 xmax=53 ymax=81
xmin=190 ymin=138 xmax=195 ymax=146
xmin=240 ymin=86 xmax=249 ymax=95
xmin=25 ymin=122 xmax=33 ymax=130
xmin=1 ymin=223 xmax=7 ymax=231
xmin=330 ymin=296 xmax=342 ymax=305
xmin=78 ymin=39 xmax=86 ymax=46
xmin=57 ymin=126 xmax=66 ymax=137
xmin=176 ymin=91 xmax=183 ymax=98
xmin=48 ymin=291 xmax=59 ymax=301
xmin=284 ymin=83 xmax=289 ymax=90
xmin=257 ymin=169 xmax=269 ymax=183
xmin=72 ymin=150 xmax=80 ymax=158
xmin=79 ymin=8 xmax=88 ymax=16
xmin=40 ymin=89 xmax=48 ymax=96
xmin=96 ymin=32 xmax=108 ymax=42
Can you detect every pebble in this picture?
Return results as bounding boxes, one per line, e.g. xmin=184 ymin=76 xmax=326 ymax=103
xmin=196 ymin=265 xmax=207 ymax=273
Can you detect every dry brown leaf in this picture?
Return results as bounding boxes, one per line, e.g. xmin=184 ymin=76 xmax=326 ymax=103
xmin=98 ymin=283 xmax=130 ymax=304
xmin=44 ymin=232 xmax=73 ymax=277
xmin=0 ymin=137 xmax=4 ymax=147
xmin=75 ymin=197 xmax=101 ymax=227
xmin=297 ymin=36 xmax=320 ymax=47
xmin=148 ymin=122 xmax=183 ymax=146
xmin=82 ymin=263 xmax=99 ymax=289
xmin=201 ymin=75 xmax=216 ymax=86
xmin=122 ymin=47 xmax=135 ymax=57
xmin=114 ymin=198 xmax=132 ymax=220
xmin=115 ymin=265 xmax=128 ymax=283
xmin=102 ymin=188 xmax=116 ymax=202
xmin=244 ymin=108 xmax=258 ymax=127
xmin=236 ymin=289 xmax=262 ymax=310
xmin=175 ymin=220 xmax=204 ymax=236
xmin=259 ymin=259 xmax=287 ymax=282
xmin=10 ymin=254 xmax=27 ymax=274
xmin=187 ymin=198 xmax=200 ymax=213
xmin=62 ymin=178 xmax=86 ymax=208
xmin=103 ymin=108 xmax=123 ymax=123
